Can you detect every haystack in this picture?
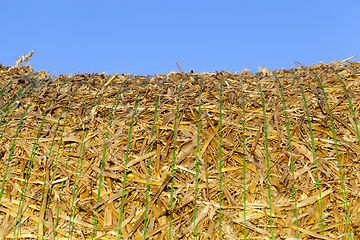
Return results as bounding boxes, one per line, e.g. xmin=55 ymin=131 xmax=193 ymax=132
xmin=0 ymin=53 xmax=359 ymax=239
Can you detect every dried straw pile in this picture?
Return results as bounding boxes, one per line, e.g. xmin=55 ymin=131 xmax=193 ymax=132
xmin=0 ymin=54 xmax=360 ymax=239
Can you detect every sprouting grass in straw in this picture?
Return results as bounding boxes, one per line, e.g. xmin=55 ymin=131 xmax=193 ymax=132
xmin=331 ymin=66 xmax=360 ymax=226
xmin=0 ymin=76 xmax=42 ymax=203
xmin=218 ymin=76 xmax=223 ymax=240
xmin=66 ymin=75 xmax=133 ymax=239
xmin=35 ymin=76 xmax=73 ymax=239
xmin=37 ymin=75 xmax=79 ymax=238
xmin=143 ymin=77 xmax=166 ymax=239
xmin=0 ymin=73 xmax=33 ymax=112
xmin=0 ymin=73 xmax=43 ymax=137
xmin=12 ymin=78 xmax=50 ymax=240
xmin=69 ymin=76 xmax=127 ymax=240
xmin=0 ymin=79 xmax=14 ymax=112
xmin=238 ymin=75 xmax=247 ymax=239
xmin=42 ymin=77 xmax=91 ymax=239
xmin=117 ymin=77 xmax=152 ymax=239
xmin=168 ymin=77 xmax=184 ymax=240
xmin=334 ymin=65 xmax=360 ymax=148
xmin=67 ymin=77 xmax=109 ymax=239
xmin=69 ymin=76 xmax=133 ymax=239
xmin=0 ymin=105 xmax=30 ymax=202
xmin=0 ymin=75 xmax=35 ymax=138
xmin=271 ymin=72 xmax=299 ymax=238
xmin=291 ymin=70 xmax=324 ymax=235
xmin=193 ymin=77 xmax=203 ymax=239
xmin=91 ymin=76 xmax=139 ymax=239
xmin=311 ymin=69 xmax=352 ymax=238
xmin=255 ymin=75 xmax=274 ymax=239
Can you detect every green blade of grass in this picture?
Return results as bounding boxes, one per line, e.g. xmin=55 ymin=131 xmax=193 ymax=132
xmin=193 ymin=77 xmax=203 ymax=239
xmin=255 ymin=74 xmax=273 ymax=239
xmin=238 ymin=75 xmax=247 ymax=239
xmin=311 ymin=69 xmax=352 ymax=239
xmin=271 ymin=72 xmax=299 ymax=238
xmin=168 ymin=77 xmax=184 ymax=240
xmin=218 ymin=76 xmax=223 ymax=240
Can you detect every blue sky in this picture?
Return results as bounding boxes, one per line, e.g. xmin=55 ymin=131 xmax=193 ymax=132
xmin=2 ymin=1 xmax=359 ymax=76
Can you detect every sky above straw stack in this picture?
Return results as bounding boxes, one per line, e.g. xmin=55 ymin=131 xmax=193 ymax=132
xmin=2 ymin=1 xmax=360 ymax=76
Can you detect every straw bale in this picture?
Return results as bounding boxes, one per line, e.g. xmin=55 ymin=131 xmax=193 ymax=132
xmin=0 ymin=55 xmax=360 ymax=239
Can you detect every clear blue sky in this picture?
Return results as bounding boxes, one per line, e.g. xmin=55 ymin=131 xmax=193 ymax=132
xmin=2 ymin=1 xmax=360 ymax=76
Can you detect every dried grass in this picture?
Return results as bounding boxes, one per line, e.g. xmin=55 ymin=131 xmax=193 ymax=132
xmin=0 ymin=55 xmax=360 ymax=239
